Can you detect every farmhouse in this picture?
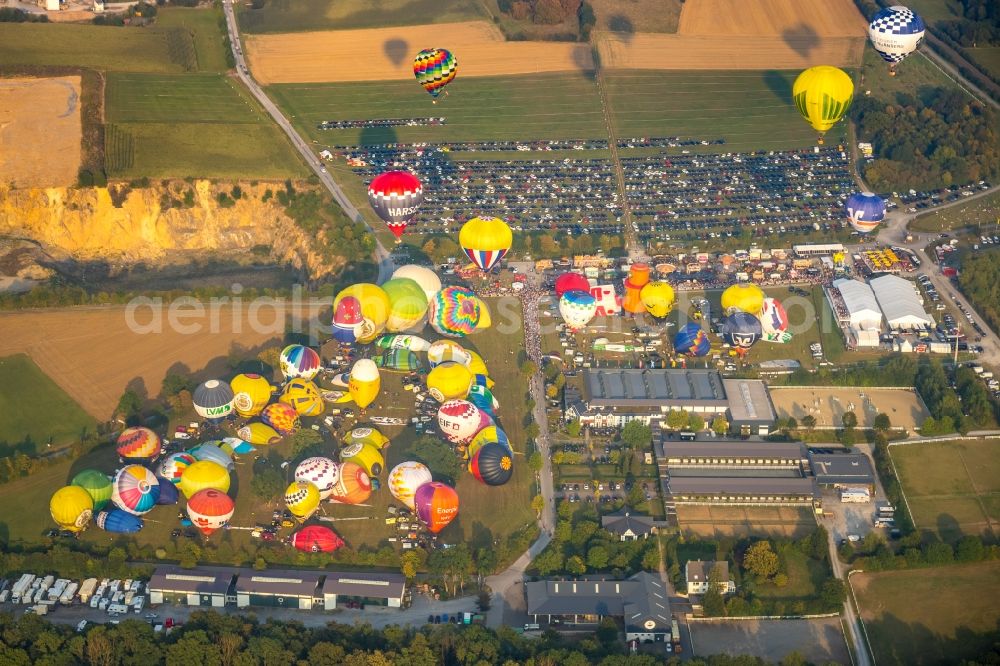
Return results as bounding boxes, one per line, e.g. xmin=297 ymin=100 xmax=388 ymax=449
xmin=148 ymin=567 xmax=233 ymax=607
xmin=685 ymin=560 xmax=736 ymax=595
xmin=234 ymin=570 xmax=323 ymax=610
xmin=601 ymin=511 xmax=656 ymax=541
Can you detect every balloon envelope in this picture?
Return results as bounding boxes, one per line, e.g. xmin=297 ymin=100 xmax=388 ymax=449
xmin=375 ymin=333 xmax=431 ymax=353
xmin=459 ymin=216 xmax=512 ymax=271
xmin=332 ymin=295 xmax=364 ymax=343
xmin=156 ymin=478 xmax=179 ymax=505
xmin=559 ymin=290 xmax=598 ymax=331
xmin=845 ymin=192 xmax=886 ymax=233
xmin=554 ymin=272 xmax=590 ymax=297
xmin=192 ymin=380 xmax=235 ymax=422
xmin=112 ymin=465 xmax=160 ymax=515
xmin=721 ymin=311 xmax=764 ymax=351
xmin=388 ymin=461 xmax=433 ymax=511
xmin=334 ymin=284 xmax=390 ymax=344
xmin=760 ymin=297 xmax=791 ymax=342
xmin=178 ymin=459 xmax=231 ymax=499
xmin=261 ymin=402 xmax=300 ymax=436
xmin=186 ymin=488 xmax=235 ymax=536
xmin=95 ymin=509 xmax=143 ymax=533
xmin=414 ymin=482 xmax=459 ymax=534
xmin=280 ymin=378 xmax=325 ymax=417
xmin=382 ymin=277 xmax=429 ymax=332
xmin=230 ymin=373 xmax=272 ymax=417
xmin=413 ymin=47 xmax=457 ymax=98
xmin=279 ymin=345 xmax=321 ymax=381
xmin=429 ymin=286 xmax=481 ymax=337
xmin=721 ymin=283 xmax=765 ymax=316
xmin=869 ymin=6 xmax=925 ymax=65
xmin=340 ymin=441 xmax=385 ymax=477
xmin=467 ymin=425 xmax=511 ymax=461
xmin=427 ymin=340 xmax=472 ymax=368
xmin=469 ymin=441 xmax=514 ymax=486
xmin=368 ymin=171 xmax=424 ymax=238
xmin=426 ymin=362 xmax=473 ymax=402
xmin=237 ymin=421 xmax=283 ymax=446
xmin=328 ymin=461 xmax=372 ymax=505
xmin=349 ymin=358 xmax=381 ymax=410
xmin=674 ymin=322 xmax=711 ymax=357
xmin=391 ymin=264 xmax=441 ymax=301
xmin=71 ymin=469 xmax=113 ymax=511
xmin=50 ymin=485 xmax=93 ymax=532
xmin=188 ymin=442 xmax=235 ymax=471
xmin=467 ymin=383 xmax=499 ymax=418
xmin=291 ymin=525 xmax=344 ymax=553
xmin=437 ymin=399 xmax=491 ymax=445
xmin=295 ymin=457 xmax=340 ymax=500
xmin=116 ymin=427 xmax=161 ymax=463
xmin=343 ymin=426 xmax=390 ymax=450
xmin=793 ymin=66 xmax=854 ymax=135
xmin=640 ymin=281 xmax=675 ymax=319
xmin=284 ymin=480 xmax=321 ymax=521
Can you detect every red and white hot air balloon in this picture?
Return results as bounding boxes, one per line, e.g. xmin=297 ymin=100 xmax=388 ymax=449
xmin=437 ymin=399 xmax=492 ymax=445
xmin=368 ymin=171 xmax=424 ymax=240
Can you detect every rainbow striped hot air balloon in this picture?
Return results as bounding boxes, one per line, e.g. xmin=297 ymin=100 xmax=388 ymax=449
xmin=279 ymin=345 xmax=321 ymax=382
xmin=459 ymin=216 xmax=512 ymax=271
xmin=111 ymin=465 xmax=160 ymax=516
xmin=157 ymin=452 xmax=197 ymax=485
xmin=429 ymin=286 xmax=481 ymax=337
xmin=116 ymin=427 xmax=161 ymax=464
xmin=413 ymin=48 xmax=457 ymax=100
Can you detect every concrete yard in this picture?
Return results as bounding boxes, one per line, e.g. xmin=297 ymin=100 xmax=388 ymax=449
xmin=770 ymin=386 xmax=930 ymax=433
xmin=689 ymin=617 xmax=850 ymax=664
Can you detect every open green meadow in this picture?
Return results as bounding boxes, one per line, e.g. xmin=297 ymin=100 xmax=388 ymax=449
xmin=155 ymin=6 xmax=231 ymax=73
xmin=855 ymin=561 xmax=1000 ymax=666
xmin=238 ymin=0 xmax=488 ymax=33
xmin=105 ymin=73 xmax=306 ymax=178
xmin=0 ymin=355 xmax=96 ymax=456
xmin=269 ymin=73 xmax=608 ymax=146
xmin=910 ymin=190 xmax=1000 ymax=232
xmin=0 ymin=23 xmax=184 ymax=73
xmin=891 ymin=440 xmax=1000 ymax=542
xmin=901 ymin=0 xmax=962 ymax=24
xmin=859 ymin=46 xmax=972 ymax=105
xmin=966 ymin=47 xmax=1000 ymax=80
xmin=604 ymin=71 xmax=822 ymax=152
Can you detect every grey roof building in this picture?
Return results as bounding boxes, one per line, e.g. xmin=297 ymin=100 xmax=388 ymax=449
xmin=809 ymin=452 xmax=876 ymax=490
xmin=722 ymin=378 xmax=778 ymax=435
xmin=660 ymin=440 xmax=806 ymax=468
xmin=322 ymin=571 xmax=406 ymax=609
xmin=583 ymin=369 xmax=728 ymax=410
xmin=234 ymin=569 xmax=323 ymax=610
xmin=148 ymin=567 xmax=233 ymax=607
xmin=685 ymin=560 xmax=736 ymax=595
xmin=601 ymin=511 xmax=656 ymax=541
xmin=667 ymin=476 xmax=819 ymax=505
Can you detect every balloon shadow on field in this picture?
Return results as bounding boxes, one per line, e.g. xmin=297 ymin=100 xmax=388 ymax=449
xmin=782 ymin=22 xmax=820 ymax=59
xmin=607 ymin=14 xmax=634 ymax=39
xmin=384 ymin=38 xmax=409 ymax=67
xmin=763 ymin=70 xmax=794 ymax=106
xmin=359 ymin=124 xmax=399 ymax=151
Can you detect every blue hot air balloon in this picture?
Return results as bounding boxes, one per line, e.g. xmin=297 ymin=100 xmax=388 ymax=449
xmin=95 ymin=509 xmax=144 ymax=533
xmin=868 ymin=6 xmax=925 ymax=74
xmin=720 ymin=312 xmax=763 ymax=355
xmin=674 ymin=322 xmax=711 ymax=357
xmin=845 ymin=192 xmax=886 ymax=233
xmin=156 ymin=478 xmax=179 ymax=505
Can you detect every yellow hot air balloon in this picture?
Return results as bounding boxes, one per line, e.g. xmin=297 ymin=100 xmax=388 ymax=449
xmin=426 ymin=361 xmax=473 ymax=402
xmin=50 ymin=485 xmax=94 ymax=532
xmin=280 ymin=378 xmax=325 ymax=417
xmin=639 ymin=281 xmax=675 ymax=319
xmin=721 ymin=283 xmax=765 ymax=316
xmin=792 ymin=66 xmax=854 ymax=144
xmin=177 ymin=460 xmax=231 ymax=499
xmin=237 ymin=422 xmax=283 ymax=446
xmin=348 ymin=359 xmax=381 ymax=410
xmin=334 ymin=283 xmax=390 ymax=344
xmin=459 ymin=217 xmax=512 ymax=271
xmin=284 ymin=480 xmax=321 ymax=522
xmin=466 ymin=350 xmax=489 ymax=378
xmin=343 ymin=426 xmax=390 ymax=450
xmin=230 ymin=373 xmax=272 ymax=417
xmin=340 ymin=441 xmax=385 ymax=477
xmin=472 ymin=297 xmax=492 ymax=330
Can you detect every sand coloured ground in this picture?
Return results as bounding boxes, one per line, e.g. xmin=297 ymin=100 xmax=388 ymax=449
xmin=0 ymin=77 xmax=81 ymax=188
xmin=769 ymin=386 xmax=930 ymax=432
xmin=244 ymin=20 xmax=594 ymax=85
xmin=677 ymin=0 xmax=868 ymax=36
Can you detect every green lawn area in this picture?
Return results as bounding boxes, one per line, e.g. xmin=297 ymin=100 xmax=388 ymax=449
xmin=155 ymin=6 xmax=231 ymax=73
xmin=901 ymin=0 xmax=962 ymax=24
xmin=0 ymin=355 xmax=96 ymax=456
xmin=756 ymin=547 xmax=827 ymax=600
xmin=855 ymin=561 xmax=1000 ymax=666
xmin=891 ymin=440 xmax=1000 ymax=541
xmin=238 ymin=0 xmax=488 ymax=33
xmin=965 ymin=46 xmax=1000 ymax=80
xmin=0 ymin=23 xmax=183 ymax=73
xmin=910 ymin=190 xmax=1000 ymax=232
xmin=105 ymin=73 xmax=306 ymax=178
xmin=859 ymin=46 xmax=972 ymax=105
xmin=604 ymin=71 xmax=823 ymax=152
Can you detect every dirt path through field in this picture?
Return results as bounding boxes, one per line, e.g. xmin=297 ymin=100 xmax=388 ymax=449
xmin=0 ymin=76 xmax=81 ymax=187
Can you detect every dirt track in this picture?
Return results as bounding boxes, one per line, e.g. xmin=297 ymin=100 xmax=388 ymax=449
xmin=770 ymin=386 xmax=930 ymax=432
xmin=0 ymin=304 xmax=327 ymax=420
xmin=0 ymin=77 xmax=81 ymax=188
xmin=244 ymin=21 xmax=594 ymax=84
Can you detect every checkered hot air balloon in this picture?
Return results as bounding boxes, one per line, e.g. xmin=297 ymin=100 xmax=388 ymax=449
xmin=437 ymin=399 xmax=492 ymax=445
xmin=294 ymin=457 xmax=340 ymax=501
xmin=413 ymin=48 xmax=457 ymax=100
xmin=868 ymin=5 xmax=925 ymax=75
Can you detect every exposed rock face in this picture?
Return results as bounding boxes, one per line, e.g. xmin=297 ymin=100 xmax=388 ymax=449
xmin=0 ymin=180 xmax=332 ymax=278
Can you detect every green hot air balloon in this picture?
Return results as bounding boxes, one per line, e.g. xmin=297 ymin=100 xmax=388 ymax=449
xmin=381 ymin=277 xmax=429 ymax=333
xmin=72 ymin=469 xmax=113 ymax=511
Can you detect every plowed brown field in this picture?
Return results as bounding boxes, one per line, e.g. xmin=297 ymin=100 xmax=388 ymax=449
xmin=0 ymin=77 xmax=81 ymax=188
xmin=678 ymin=0 xmax=867 ymax=36
xmin=244 ymin=21 xmax=594 ymax=84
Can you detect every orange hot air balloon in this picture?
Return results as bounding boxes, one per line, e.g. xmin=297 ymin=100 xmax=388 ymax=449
xmin=628 ymin=263 xmax=650 ymax=288
xmin=413 ymin=481 xmax=459 ymax=533
xmin=328 ymin=461 xmax=372 ymax=505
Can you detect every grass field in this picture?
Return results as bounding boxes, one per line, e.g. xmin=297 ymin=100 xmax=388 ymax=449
xmin=590 ymin=0 xmax=681 ymax=33
xmin=105 ymin=73 xmax=306 ymax=178
xmin=0 ymin=23 xmax=184 ymax=73
xmin=901 ymin=0 xmax=962 ymax=24
xmin=0 ymin=355 xmax=96 ymax=456
xmin=238 ymin=0 xmax=488 ymax=33
xmin=155 ymin=7 xmax=230 ymax=73
xmin=965 ymin=47 xmax=1000 ymax=80
xmin=604 ymin=71 xmax=823 ymax=151
xmin=269 ymin=73 xmax=607 ymax=145
xmin=676 ymin=506 xmax=817 ymax=539
xmin=756 ymin=547 xmax=827 ymax=599
xmin=910 ymin=190 xmax=1000 ymax=232
xmin=860 ymin=47 xmax=972 ymax=105
xmin=855 ymin=561 xmax=1000 ymax=666
xmin=891 ymin=440 xmax=1000 ymax=541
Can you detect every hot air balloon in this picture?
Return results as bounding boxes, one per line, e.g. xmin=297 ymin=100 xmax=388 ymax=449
xmin=437 ymin=399 xmax=491 ymax=445
xmin=621 ymin=263 xmax=651 ymax=315
xmin=467 ymin=384 xmax=499 ymax=419
xmin=472 ymin=297 xmax=492 ymax=331
xmin=95 ymin=509 xmax=143 ymax=533
xmin=721 ymin=283 xmax=765 ymax=316
xmin=111 ymin=465 xmax=160 ymax=516
xmin=71 ymin=469 xmax=113 ymax=511
xmin=469 ymin=441 xmax=514 ymax=486
xmin=760 ymin=297 xmax=792 ymax=343
xmin=429 ymin=286 xmax=481 ymax=337
xmin=343 ymin=426 xmax=390 ymax=450
xmin=720 ymin=311 xmax=763 ymax=356
xmin=116 ymin=427 xmax=161 ymax=464
xmin=332 ymin=295 xmax=364 ymax=344
xmin=554 ymin=272 xmax=590 ymax=298
xmin=559 ymin=290 xmax=598 ymax=332
xmin=375 ymin=334 xmax=432 ymax=353
xmin=467 ymin=425 xmax=511 ymax=461
xmin=280 ymin=378 xmax=325 ymax=417
xmin=193 ymin=380 xmax=235 ymax=422
xmin=348 ymin=358 xmax=381 ymax=410
xmin=230 ymin=373 xmax=273 ymax=417
xmin=156 ymin=452 xmax=195 ymax=486
xmin=382 ymin=277 xmax=429 ymax=332
xmin=368 ymin=171 xmax=424 ymax=239
xmin=426 ymin=362 xmax=473 ymax=402
xmin=391 ymin=264 xmax=441 ymax=301
xmin=177 ymin=460 xmax=231 ymax=499
xmin=414 ymin=482 xmax=459 ymax=534
xmin=868 ymin=5 xmax=925 ymax=75
xmin=291 ymin=525 xmax=344 ymax=553
xmin=640 ymin=281 xmax=675 ymax=319
xmin=328 ymin=461 xmax=372 ymax=505
xmin=465 ymin=350 xmax=490 ymax=378
xmin=673 ymin=322 xmax=711 ymax=357
xmin=261 ymin=402 xmax=299 ymax=436
xmin=334 ymin=284 xmax=390 ymax=344
xmin=238 ymin=422 xmax=283 ymax=446
xmin=427 ymin=340 xmax=472 ymax=368
xmin=220 ymin=436 xmax=255 ymax=456
xmin=284 ymin=480 xmax=321 ymax=522
xmin=279 ymin=345 xmax=321 ymax=382
xmin=793 ymin=66 xmax=854 ymax=144
xmin=339 ymin=441 xmax=385 ymax=477
xmin=414 ymin=47 xmax=457 ymax=100
xmin=186 ymin=488 xmax=235 ymax=536
xmin=388 ymin=461 xmax=433 ymax=511
xmin=845 ymin=192 xmax=886 ymax=233
xmin=156 ymin=479 xmax=179 ymax=505
xmin=50 ymin=485 xmax=93 ymax=532
xmin=294 ymin=457 xmax=340 ymax=500
xmin=376 ymin=349 xmax=422 ymax=372
xmin=188 ymin=442 xmax=235 ymax=471
xmin=459 ymin=216 xmax=512 ymax=271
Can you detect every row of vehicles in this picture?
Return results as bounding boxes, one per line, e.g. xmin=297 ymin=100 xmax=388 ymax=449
xmin=0 ymin=574 xmax=148 ymax=617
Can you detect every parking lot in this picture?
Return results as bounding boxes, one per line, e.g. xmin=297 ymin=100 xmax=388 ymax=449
xmin=689 ymin=617 xmax=850 ymax=664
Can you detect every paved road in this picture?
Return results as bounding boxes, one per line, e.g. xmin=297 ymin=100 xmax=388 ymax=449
xmin=221 ymin=1 xmax=394 ymax=283
xmin=827 ymin=537 xmax=873 ymax=666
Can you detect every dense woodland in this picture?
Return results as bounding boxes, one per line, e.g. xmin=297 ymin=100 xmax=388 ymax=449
xmin=958 ymin=249 xmax=1000 ymax=335
xmin=853 ymin=88 xmax=1000 ymax=192
xmin=937 ymin=0 xmax=1000 ymax=47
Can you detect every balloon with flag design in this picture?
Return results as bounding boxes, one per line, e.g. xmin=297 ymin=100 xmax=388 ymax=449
xmin=459 ymin=216 xmax=512 ymax=271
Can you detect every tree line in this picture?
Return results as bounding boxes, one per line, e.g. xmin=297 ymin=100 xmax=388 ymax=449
xmin=958 ymin=248 xmax=1000 ymax=336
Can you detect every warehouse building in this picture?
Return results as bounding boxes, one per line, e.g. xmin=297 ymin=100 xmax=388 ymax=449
xmin=870 ymin=274 xmax=933 ymax=331
xmin=235 ymin=570 xmax=323 ymax=610
xmin=722 ymin=378 xmax=778 ymax=436
xmin=526 ymin=572 xmax=671 ymax=642
xmin=666 ymin=477 xmax=819 ymax=507
xmin=832 ymin=278 xmax=882 ymax=330
xmin=809 ymin=452 xmax=876 ymax=494
xmin=148 ymin=567 xmax=233 ymax=607
xmin=322 ymin=572 xmax=406 ymax=609
xmin=658 ymin=440 xmax=806 ymax=470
